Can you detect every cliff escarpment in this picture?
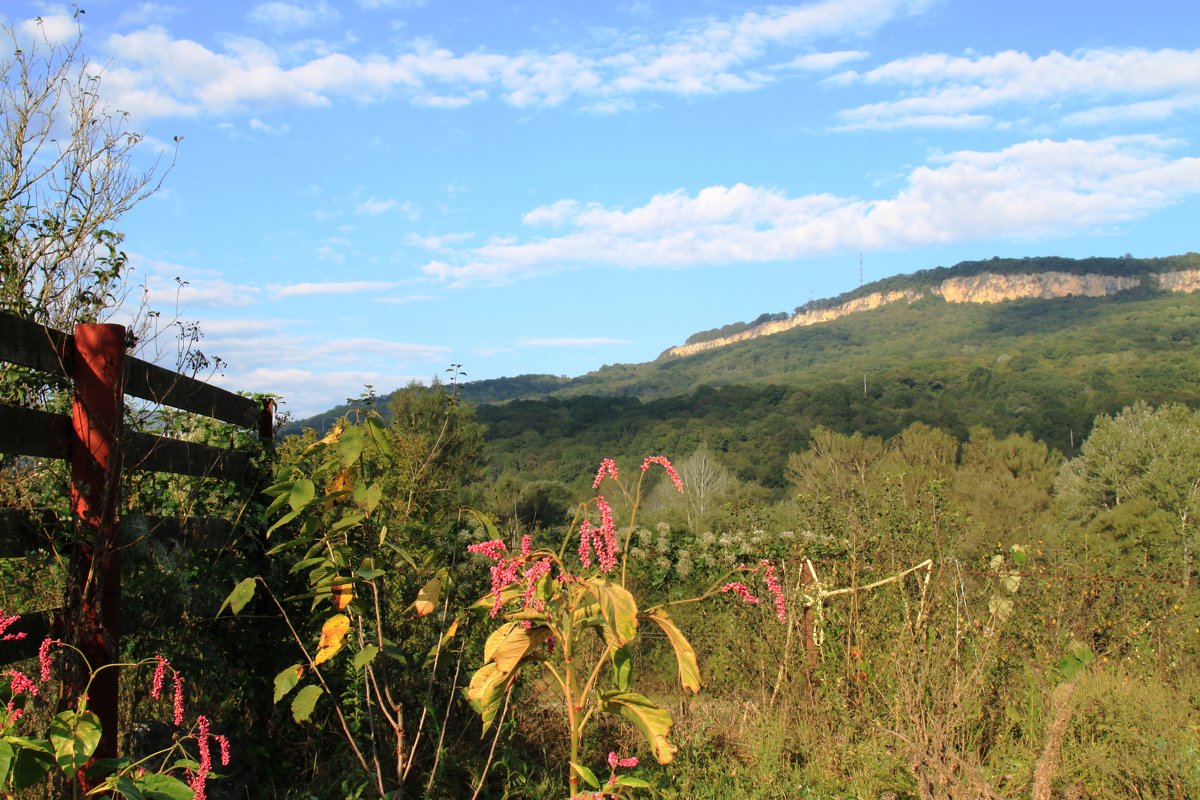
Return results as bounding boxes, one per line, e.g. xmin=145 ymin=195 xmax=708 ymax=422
xmin=666 ymin=269 xmax=1200 ymax=358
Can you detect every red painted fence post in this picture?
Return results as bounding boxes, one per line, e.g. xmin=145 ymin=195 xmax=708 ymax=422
xmin=69 ymin=323 xmax=125 ymax=766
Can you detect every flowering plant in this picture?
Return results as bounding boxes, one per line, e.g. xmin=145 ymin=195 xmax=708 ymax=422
xmin=463 ymin=456 xmax=785 ymax=797
xmin=0 ymin=613 xmax=227 ymax=799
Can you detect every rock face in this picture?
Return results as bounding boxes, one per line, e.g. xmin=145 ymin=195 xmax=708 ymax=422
xmin=666 ymin=269 xmax=1200 ymax=359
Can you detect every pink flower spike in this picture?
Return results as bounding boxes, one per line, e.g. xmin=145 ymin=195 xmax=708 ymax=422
xmin=0 ymin=611 xmax=25 ymax=642
xmin=151 ymin=656 xmax=169 ymax=700
xmin=5 ymin=669 xmax=38 ymax=697
xmin=760 ymin=561 xmax=786 ymax=622
xmin=721 ymin=582 xmax=759 ymax=605
xmin=593 ymin=458 xmax=619 ymax=488
xmin=578 ymin=520 xmax=594 ymax=570
xmin=608 ymin=751 xmax=619 ymax=769
xmin=521 ymin=534 xmax=532 ymax=557
xmin=172 ymin=673 xmax=185 ymax=726
xmin=641 ymin=455 xmax=683 ymax=492
xmin=216 ymin=734 xmax=231 ymax=766
xmin=38 ymin=638 xmax=58 ymax=683
xmin=468 ymin=540 xmax=508 ymax=562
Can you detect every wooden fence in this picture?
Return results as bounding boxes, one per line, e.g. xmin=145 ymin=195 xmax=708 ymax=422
xmin=0 ymin=309 xmax=273 ymax=762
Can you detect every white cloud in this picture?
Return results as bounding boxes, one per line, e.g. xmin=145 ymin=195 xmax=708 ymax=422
xmin=836 ymin=47 xmax=1200 ymax=130
xmin=270 ymin=280 xmax=402 ymax=297
xmin=16 ymin=13 xmax=76 ymax=46
xmin=249 ymin=117 xmax=292 ymax=134
xmin=355 ymin=197 xmax=396 ymax=215
xmin=421 ymin=136 xmax=1200 ymax=286
xmin=775 ymin=50 xmax=869 ymax=71
xmin=248 ymin=2 xmax=339 ymax=34
xmin=90 ymin=0 xmax=932 ymax=120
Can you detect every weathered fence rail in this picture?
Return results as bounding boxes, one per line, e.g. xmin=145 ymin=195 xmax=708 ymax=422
xmin=0 ymin=309 xmax=273 ymax=765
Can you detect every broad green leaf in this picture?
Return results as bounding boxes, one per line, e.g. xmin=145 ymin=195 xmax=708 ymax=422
xmin=330 ymin=513 xmax=365 ymax=533
xmin=337 ymin=424 xmax=364 ymax=467
xmin=615 ymin=776 xmax=653 ymax=788
xmin=355 ymin=567 xmax=386 ymax=581
xmin=646 ymin=609 xmax=701 ymax=694
xmin=483 ymin=622 xmax=550 ymax=675
xmin=470 ymin=585 xmax=524 ymax=616
xmin=49 ymin=709 xmax=102 ymax=772
xmin=364 ymin=483 xmax=382 ymax=515
xmin=9 ymin=738 xmax=54 ymax=790
xmin=0 ymin=739 xmax=13 ymax=784
xmin=291 ymin=684 xmax=324 ymax=723
xmin=1011 ymin=544 xmax=1029 ymax=566
xmin=218 ymin=577 xmax=257 ymax=617
xmin=570 ymin=761 xmax=601 ymax=789
xmin=589 ymin=578 xmax=638 ymax=646
xmin=289 ymin=479 xmax=316 ymax=511
xmin=133 ymin=773 xmax=194 ymax=800
xmin=273 ymin=664 xmax=303 ymax=703
xmin=413 ymin=574 xmax=442 ymax=617
xmin=611 ymin=646 xmax=633 ymax=692
xmin=353 ymin=645 xmax=379 ymax=670
xmin=266 ymin=507 xmax=301 ymax=537
xmin=364 ymin=415 xmax=393 ymax=457
xmin=108 ymin=775 xmax=146 ymax=800
xmin=290 ymin=556 xmax=333 ymax=575
xmin=599 ymin=691 xmax=677 ymax=765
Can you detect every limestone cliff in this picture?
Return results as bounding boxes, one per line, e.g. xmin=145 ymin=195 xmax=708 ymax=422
xmin=666 ymin=269 xmax=1200 ymax=359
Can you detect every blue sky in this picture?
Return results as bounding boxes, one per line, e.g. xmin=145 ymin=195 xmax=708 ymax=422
xmin=6 ymin=1 xmax=1200 ymax=418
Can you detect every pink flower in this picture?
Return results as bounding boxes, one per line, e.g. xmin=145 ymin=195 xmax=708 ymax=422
xmin=38 ymin=638 xmax=58 ymax=683
xmin=190 ymin=715 xmax=212 ymax=800
xmin=0 ymin=611 xmax=24 ymax=642
xmin=468 ymin=540 xmax=508 ymax=561
xmin=5 ymin=669 xmax=38 ymax=697
xmin=595 ymin=497 xmax=618 ymax=574
xmin=760 ymin=561 xmax=786 ymax=622
xmin=607 ymin=751 xmax=639 ymax=783
xmin=593 ymin=458 xmax=619 ymax=488
xmin=173 ymin=673 xmax=185 ymax=726
xmin=641 ymin=456 xmax=683 ymax=492
xmin=578 ymin=520 xmax=594 ymax=570
xmin=487 ymin=558 xmax=522 ymax=617
xmin=151 ymin=656 xmax=170 ymax=700
xmin=521 ymin=534 xmax=532 ymax=557
xmin=721 ymin=582 xmax=759 ymax=605
xmin=215 ymin=734 xmax=231 ymax=766
xmin=522 ymin=558 xmax=552 ymax=609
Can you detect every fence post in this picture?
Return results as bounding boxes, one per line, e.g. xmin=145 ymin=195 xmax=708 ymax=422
xmin=69 ymin=323 xmax=125 ymax=765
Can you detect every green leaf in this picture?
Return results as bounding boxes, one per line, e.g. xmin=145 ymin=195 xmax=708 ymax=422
xmin=599 ymin=691 xmax=677 ymax=765
xmin=291 ymin=684 xmax=324 ymax=723
xmin=9 ymin=738 xmax=54 ymax=790
xmin=611 ymin=646 xmax=633 ymax=692
xmin=1010 ymin=544 xmax=1029 ymax=566
xmin=570 ymin=761 xmax=601 ymax=789
xmin=134 ymin=772 xmax=195 ymax=800
xmin=353 ymin=645 xmax=379 ymax=670
xmin=337 ymin=424 xmax=364 ymax=467
xmin=109 ymin=775 xmax=146 ymax=800
xmin=289 ymin=478 xmax=316 ymax=511
xmin=218 ymin=577 xmax=257 ymax=617
xmin=364 ymin=483 xmax=382 ymax=515
xmin=330 ymin=513 xmax=365 ymax=533
xmin=48 ymin=709 xmax=102 ymax=772
xmin=364 ymin=415 xmax=393 ymax=457
xmin=589 ymin=578 xmax=638 ymax=646
xmin=0 ymin=739 xmax=13 ymax=785
xmin=615 ymin=775 xmax=653 ymax=788
xmin=266 ymin=507 xmax=301 ymax=537
xmin=273 ymin=664 xmax=303 ymax=703
xmin=646 ymin=608 xmax=701 ymax=694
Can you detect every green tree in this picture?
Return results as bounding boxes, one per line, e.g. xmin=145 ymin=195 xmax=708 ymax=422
xmin=1055 ymin=402 xmax=1200 ymax=582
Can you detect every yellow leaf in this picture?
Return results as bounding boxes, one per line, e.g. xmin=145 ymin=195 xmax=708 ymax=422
xmin=646 ymin=608 xmax=701 ymax=695
xmin=413 ymin=575 xmax=442 ymax=617
xmin=314 ymin=614 xmax=351 ymax=665
xmin=332 ymin=581 xmax=354 ymax=611
xmin=483 ymin=622 xmax=550 ymax=675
